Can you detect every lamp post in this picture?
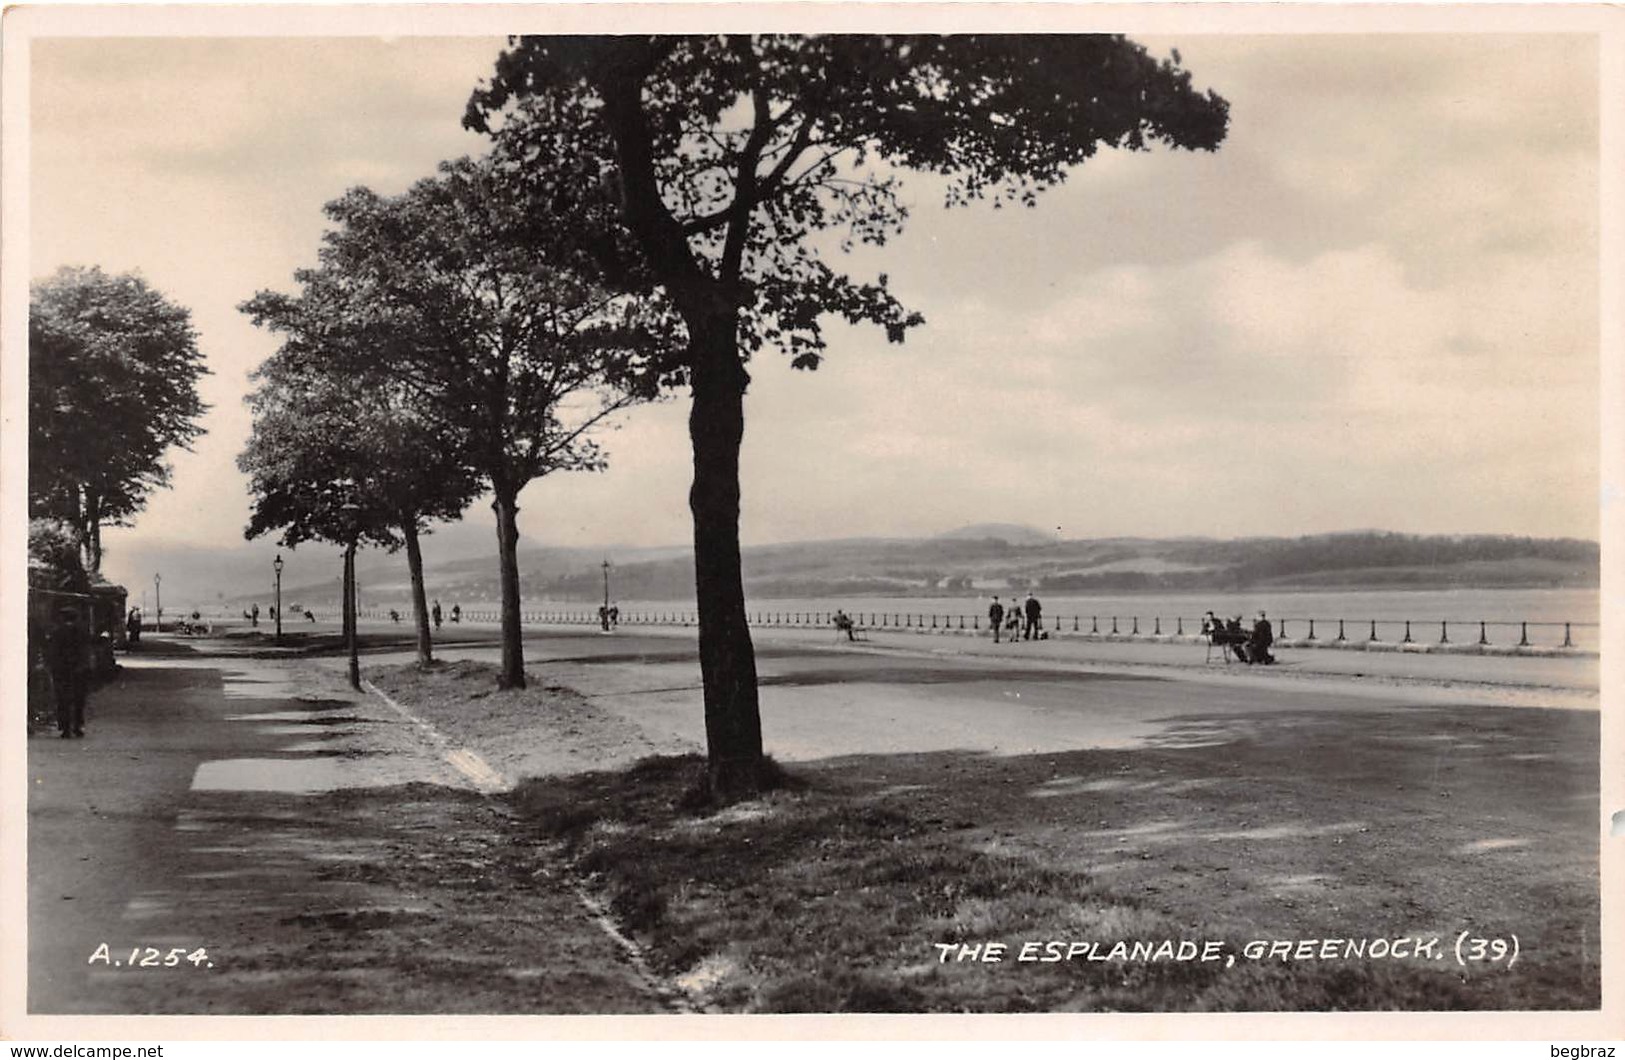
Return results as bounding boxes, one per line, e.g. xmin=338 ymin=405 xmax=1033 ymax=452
xmin=273 ymin=554 xmax=284 ymax=645
xmin=601 ymin=559 xmax=611 ymax=632
xmin=153 ymin=573 xmax=162 ymax=633
xmin=341 ymin=497 xmax=361 ymax=691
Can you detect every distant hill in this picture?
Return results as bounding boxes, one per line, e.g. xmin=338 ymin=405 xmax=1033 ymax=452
xmin=118 ymin=528 xmax=1599 ymax=611
xmin=935 ymin=523 xmax=1055 ymax=546
xmin=361 ymin=530 xmax=1599 ymax=606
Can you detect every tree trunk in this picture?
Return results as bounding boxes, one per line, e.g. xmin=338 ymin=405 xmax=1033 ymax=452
xmin=402 ymin=519 xmax=433 ymax=667
xmin=492 ymin=489 xmax=526 ymax=690
xmin=687 ymin=312 xmax=764 ymax=795
xmin=84 ymin=492 xmax=102 ymax=573
xmin=596 ymin=73 xmax=765 ymax=793
xmin=343 ymin=542 xmax=360 ymax=691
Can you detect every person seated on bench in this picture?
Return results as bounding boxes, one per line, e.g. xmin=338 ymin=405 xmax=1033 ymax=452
xmin=1226 ymin=616 xmax=1250 ymax=663
xmin=1248 ymin=610 xmax=1275 ymax=665
xmin=833 ymin=609 xmax=857 ymax=642
xmin=1204 ymin=611 xmax=1241 ymax=662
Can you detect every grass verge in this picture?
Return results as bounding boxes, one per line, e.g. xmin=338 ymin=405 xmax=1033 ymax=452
xmin=503 ymin=709 xmax=1597 ymax=1013
xmin=366 ymin=658 xmax=1598 ymax=1013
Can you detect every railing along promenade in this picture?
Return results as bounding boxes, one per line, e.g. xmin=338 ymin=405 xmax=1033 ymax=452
xmin=356 ymin=607 xmax=1599 ymax=655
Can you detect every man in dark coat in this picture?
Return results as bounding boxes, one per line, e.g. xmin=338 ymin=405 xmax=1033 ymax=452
xmin=49 ymin=608 xmax=88 ymax=738
xmin=1250 ymin=611 xmax=1275 ymax=665
xmin=1023 ymin=593 xmax=1043 ymax=640
xmin=988 ymin=597 xmax=1005 ymax=643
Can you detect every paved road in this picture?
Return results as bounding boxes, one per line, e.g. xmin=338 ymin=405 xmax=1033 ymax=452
xmin=357 ymin=620 xmax=1597 ymax=782
xmin=350 ymin=613 xmax=1600 ymax=696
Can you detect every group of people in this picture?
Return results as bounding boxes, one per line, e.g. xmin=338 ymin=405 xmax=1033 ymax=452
xmin=430 ymin=600 xmax=461 ymax=629
xmin=241 ymin=602 xmax=316 ymax=626
xmin=1204 ymin=610 xmax=1275 ymax=665
xmin=988 ymin=593 xmax=1044 ymax=644
xmin=829 ymin=594 xmax=1048 ymax=644
xmin=598 ymin=604 xmax=620 ymax=632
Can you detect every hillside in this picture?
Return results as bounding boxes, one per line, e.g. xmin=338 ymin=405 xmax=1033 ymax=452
xmin=322 ymin=529 xmax=1598 ymax=606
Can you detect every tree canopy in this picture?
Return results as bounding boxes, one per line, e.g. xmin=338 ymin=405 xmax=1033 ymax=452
xmin=242 ymin=157 xmax=671 ymax=504
xmin=238 ymin=335 xmax=484 ymax=664
xmin=468 ymin=34 xmax=1229 ymax=371
xmin=241 ymin=154 xmax=672 ymax=687
xmin=30 ymin=266 xmax=210 ymax=571
xmin=238 ymin=357 xmax=473 ymax=553
xmin=465 ymin=33 xmax=1231 ymax=794
xmin=27 ymin=518 xmax=92 ymax=593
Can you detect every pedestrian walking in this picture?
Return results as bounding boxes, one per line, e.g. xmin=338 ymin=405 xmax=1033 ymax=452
xmin=451 ymin=604 xmax=461 ymax=624
xmin=1023 ymin=593 xmax=1043 ymax=640
xmin=432 ymin=600 xmax=443 ymax=630
xmin=48 ymin=608 xmax=88 ymax=739
xmin=250 ymin=602 xmax=260 ymax=628
xmin=988 ymin=596 xmax=1005 ymax=643
xmin=125 ymin=607 xmax=142 ymax=647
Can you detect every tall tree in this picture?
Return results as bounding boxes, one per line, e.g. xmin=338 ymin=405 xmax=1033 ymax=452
xmin=30 ymin=267 xmax=210 ymax=571
xmin=237 ymin=352 xmax=481 ymax=667
xmin=242 ymin=155 xmax=669 ymax=689
xmin=465 ymin=33 xmax=1230 ymax=793
xmin=239 ymin=365 xmax=408 ymax=687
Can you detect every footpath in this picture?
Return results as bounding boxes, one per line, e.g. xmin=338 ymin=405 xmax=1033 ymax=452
xmin=742 ymin=622 xmax=1601 ymax=705
xmin=20 ymin=635 xmax=669 ymax=1020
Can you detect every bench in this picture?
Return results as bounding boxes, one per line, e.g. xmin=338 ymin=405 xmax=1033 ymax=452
xmin=1205 ymin=628 xmax=1278 ymax=665
xmin=1205 ymin=628 xmax=1246 ymax=664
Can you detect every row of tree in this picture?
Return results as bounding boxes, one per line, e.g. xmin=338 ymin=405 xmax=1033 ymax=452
xmin=240 ymin=34 xmax=1230 ymax=794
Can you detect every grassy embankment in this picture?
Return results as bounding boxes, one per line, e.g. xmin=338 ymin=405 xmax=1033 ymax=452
xmin=370 ymin=660 xmax=1599 ymax=1014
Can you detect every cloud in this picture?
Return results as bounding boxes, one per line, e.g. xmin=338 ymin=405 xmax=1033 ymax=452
xmin=42 ymin=32 xmax=1602 ymax=559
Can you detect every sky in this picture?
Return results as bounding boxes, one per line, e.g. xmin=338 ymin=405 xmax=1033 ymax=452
xmin=23 ymin=27 xmax=1605 ymax=593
